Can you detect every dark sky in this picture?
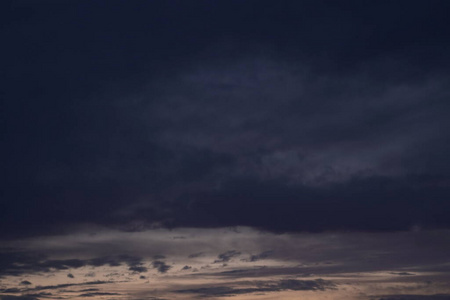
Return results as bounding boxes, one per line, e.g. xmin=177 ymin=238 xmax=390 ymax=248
xmin=3 ymin=2 xmax=450 ymax=300
xmin=3 ymin=0 xmax=450 ymax=238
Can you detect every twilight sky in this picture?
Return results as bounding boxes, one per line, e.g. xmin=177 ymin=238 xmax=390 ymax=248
xmin=2 ymin=1 xmax=450 ymax=300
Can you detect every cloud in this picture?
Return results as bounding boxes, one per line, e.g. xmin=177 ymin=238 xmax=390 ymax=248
xmin=129 ymin=266 xmax=148 ymax=273
xmin=248 ymin=250 xmax=274 ymax=262
xmin=151 ymin=261 xmax=171 ymax=273
xmin=0 ymin=252 xmax=144 ymax=278
xmin=78 ymin=292 xmax=122 ymax=297
xmin=1 ymin=289 xmax=21 ymax=294
xmin=214 ymin=250 xmax=241 ymax=263
xmin=67 ymin=273 xmax=74 ymax=278
xmin=375 ymin=295 xmax=450 ymax=300
xmin=176 ymin=278 xmax=335 ymax=296
xmin=31 ymin=281 xmax=111 ymax=291
xmin=188 ymin=252 xmax=204 ymax=258
xmin=19 ymin=281 xmax=31 ymax=286
xmin=2 ymin=2 xmax=450 ymax=299
xmin=390 ymin=272 xmax=416 ymax=276
xmin=0 ymin=296 xmax=39 ymax=300
xmin=78 ymin=289 xmax=99 ymax=293
xmin=2 ymin=0 xmax=450 ymax=242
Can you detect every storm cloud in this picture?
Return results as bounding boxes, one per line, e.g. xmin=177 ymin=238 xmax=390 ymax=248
xmin=2 ymin=0 xmax=450 ymax=238
xmin=2 ymin=1 xmax=450 ymax=299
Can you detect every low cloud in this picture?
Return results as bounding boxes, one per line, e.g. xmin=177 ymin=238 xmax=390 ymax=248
xmin=129 ymin=266 xmax=148 ymax=273
xmin=152 ymin=261 xmax=171 ymax=273
xmin=248 ymin=250 xmax=274 ymax=262
xmin=0 ymin=296 xmax=39 ymax=300
xmin=214 ymin=250 xmax=241 ymax=263
xmin=390 ymin=272 xmax=416 ymax=276
xmin=0 ymin=252 xmax=144 ymax=278
xmin=176 ymin=278 xmax=335 ymax=297
xmin=32 ymin=281 xmax=111 ymax=291
xmin=188 ymin=252 xmax=204 ymax=258
xmin=375 ymin=295 xmax=450 ymax=300
xmin=78 ymin=292 xmax=122 ymax=297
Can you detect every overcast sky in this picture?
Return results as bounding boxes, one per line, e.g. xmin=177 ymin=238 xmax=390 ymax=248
xmin=2 ymin=1 xmax=450 ymax=300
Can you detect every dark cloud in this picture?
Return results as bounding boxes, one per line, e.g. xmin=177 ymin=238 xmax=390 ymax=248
xmin=375 ymin=295 xmax=450 ymax=300
xmin=168 ymin=176 xmax=450 ymax=232
xmin=249 ymin=250 xmax=274 ymax=262
xmin=151 ymin=261 xmax=171 ymax=273
xmin=214 ymin=250 xmax=241 ymax=263
xmin=152 ymin=255 xmax=165 ymax=260
xmin=0 ymin=281 xmax=112 ymax=295
xmin=181 ymin=265 xmax=192 ymax=271
xmin=0 ymin=251 xmax=143 ymax=278
xmin=188 ymin=252 xmax=205 ymax=258
xmin=31 ymin=281 xmax=111 ymax=291
xmin=129 ymin=266 xmax=148 ymax=273
xmin=67 ymin=273 xmax=74 ymax=278
xmin=78 ymin=289 xmax=99 ymax=293
xmin=19 ymin=293 xmax=52 ymax=298
xmin=0 ymin=296 xmax=39 ymax=300
xmin=19 ymin=281 xmax=31 ymax=286
xmin=176 ymin=278 xmax=335 ymax=296
xmin=1 ymin=289 xmax=21 ymax=294
xmin=390 ymin=272 xmax=416 ymax=276
xmin=2 ymin=0 xmax=450 ymax=239
xmin=78 ymin=292 xmax=122 ymax=297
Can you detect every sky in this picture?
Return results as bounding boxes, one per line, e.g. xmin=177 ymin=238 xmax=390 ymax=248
xmin=2 ymin=0 xmax=450 ymax=299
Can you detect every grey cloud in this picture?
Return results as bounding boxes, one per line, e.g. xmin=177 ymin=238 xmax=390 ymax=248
xmin=390 ymin=272 xmax=416 ymax=276
xmin=78 ymin=292 xmax=122 ymax=297
xmin=375 ymin=295 xmax=450 ymax=300
xmin=78 ymin=289 xmax=99 ymax=292
xmin=21 ymin=293 xmax=52 ymax=298
xmin=214 ymin=250 xmax=241 ymax=263
xmin=249 ymin=250 xmax=274 ymax=262
xmin=0 ymin=296 xmax=39 ymax=300
xmin=2 ymin=0 xmax=450 ymax=240
xmin=31 ymin=281 xmax=111 ymax=291
xmin=67 ymin=273 xmax=74 ymax=278
xmin=152 ymin=261 xmax=171 ymax=273
xmin=0 ymin=251 xmax=144 ymax=278
xmin=176 ymin=278 xmax=335 ymax=297
xmin=0 ymin=292 xmax=51 ymax=300
xmin=0 ymin=289 xmax=21 ymax=294
xmin=129 ymin=266 xmax=148 ymax=273
xmin=188 ymin=252 xmax=204 ymax=258
xmin=19 ymin=281 xmax=31 ymax=286
xmin=131 ymin=298 xmax=168 ymax=300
